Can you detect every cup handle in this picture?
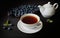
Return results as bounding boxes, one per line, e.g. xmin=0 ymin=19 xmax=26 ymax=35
xmin=37 ymin=21 xmax=42 ymax=26
xmin=32 ymin=21 xmax=43 ymax=29
xmin=53 ymin=3 xmax=58 ymax=10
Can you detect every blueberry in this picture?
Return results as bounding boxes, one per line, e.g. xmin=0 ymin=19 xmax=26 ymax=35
xmin=17 ymin=10 xmax=20 ymax=16
xmin=28 ymin=5 xmax=31 ymax=8
xmin=15 ymin=8 xmax=18 ymax=11
xmin=30 ymin=8 xmax=33 ymax=10
xmin=12 ymin=11 xmax=15 ymax=15
xmin=8 ymin=5 xmax=39 ymax=17
xmin=7 ymin=27 xmax=11 ymax=30
xmin=28 ymin=10 xmax=32 ymax=13
xmin=14 ymin=12 xmax=17 ymax=16
xmin=3 ymin=27 xmax=6 ymax=29
xmin=8 ymin=11 xmax=12 ymax=16
xmin=23 ymin=8 xmax=26 ymax=12
xmin=18 ymin=6 xmax=22 ymax=9
xmin=34 ymin=5 xmax=37 ymax=7
xmin=21 ymin=12 xmax=24 ymax=16
xmin=16 ymin=10 xmax=19 ymax=16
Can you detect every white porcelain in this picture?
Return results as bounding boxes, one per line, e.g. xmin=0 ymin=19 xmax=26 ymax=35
xmin=38 ymin=2 xmax=58 ymax=18
xmin=17 ymin=20 xmax=43 ymax=34
xmin=19 ymin=13 xmax=42 ymax=29
xmin=17 ymin=13 xmax=43 ymax=34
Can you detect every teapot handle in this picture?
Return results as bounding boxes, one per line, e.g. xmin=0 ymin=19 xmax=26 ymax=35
xmin=53 ymin=3 xmax=58 ymax=10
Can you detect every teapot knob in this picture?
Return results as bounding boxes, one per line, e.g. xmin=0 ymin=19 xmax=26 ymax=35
xmin=53 ymin=3 xmax=58 ymax=9
xmin=48 ymin=2 xmax=51 ymax=4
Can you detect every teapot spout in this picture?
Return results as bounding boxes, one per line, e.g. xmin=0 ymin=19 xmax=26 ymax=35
xmin=38 ymin=5 xmax=42 ymax=8
xmin=38 ymin=5 xmax=45 ymax=15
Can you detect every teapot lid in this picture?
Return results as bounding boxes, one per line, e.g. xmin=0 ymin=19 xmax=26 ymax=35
xmin=43 ymin=2 xmax=53 ymax=8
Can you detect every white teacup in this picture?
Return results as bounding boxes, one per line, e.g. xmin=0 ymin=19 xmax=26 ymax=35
xmin=19 ymin=13 xmax=42 ymax=29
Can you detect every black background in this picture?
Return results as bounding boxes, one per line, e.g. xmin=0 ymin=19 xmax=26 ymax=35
xmin=0 ymin=0 xmax=60 ymax=38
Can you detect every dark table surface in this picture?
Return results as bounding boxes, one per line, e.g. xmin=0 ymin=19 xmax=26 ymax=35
xmin=0 ymin=0 xmax=60 ymax=38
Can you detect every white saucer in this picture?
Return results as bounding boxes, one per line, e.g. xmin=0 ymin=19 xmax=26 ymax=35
xmin=17 ymin=21 xmax=43 ymax=34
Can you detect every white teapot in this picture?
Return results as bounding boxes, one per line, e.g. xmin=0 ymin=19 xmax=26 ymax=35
xmin=38 ymin=2 xmax=58 ymax=18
